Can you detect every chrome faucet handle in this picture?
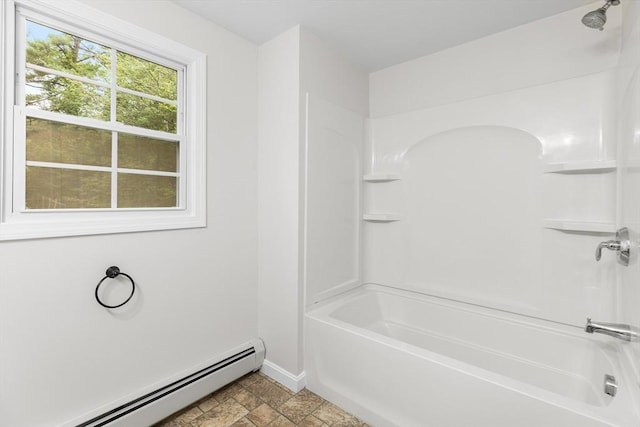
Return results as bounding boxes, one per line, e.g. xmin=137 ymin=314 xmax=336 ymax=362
xmin=595 ymin=227 xmax=631 ymax=266
xmin=596 ymin=240 xmax=622 ymax=261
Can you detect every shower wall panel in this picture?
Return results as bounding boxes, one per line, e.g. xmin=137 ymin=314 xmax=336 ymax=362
xmin=369 ymin=3 xmax=621 ymax=119
xmin=304 ymin=95 xmax=364 ymax=305
xmin=364 ymin=2 xmax=623 ymax=328
xmin=617 ymin=0 xmax=640 ymax=386
xmin=364 ymin=72 xmax=617 ymax=326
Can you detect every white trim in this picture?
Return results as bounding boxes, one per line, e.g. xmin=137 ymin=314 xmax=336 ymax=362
xmin=260 ymin=359 xmax=306 ymax=393
xmin=26 ymin=161 xmax=112 ymax=173
xmin=23 ymin=108 xmax=182 ymax=140
xmin=16 ymin=0 xmax=201 ymax=67
xmin=26 ymin=63 xmax=177 ymax=106
xmin=0 ymin=0 xmax=16 ymax=225
xmin=24 ymin=161 xmax=180 ymax=178
xmin=114 ymin=84 xmax=178 ymax=106
xmin=116 ymin=168 xmax=179 ymax=178
xmin=27 ymin=63 xmax=112 ymax=90
xmin=111 ymin=120 xmax=118 ymax=208
xmin=0 ymin=0 xmax=207 ymax=240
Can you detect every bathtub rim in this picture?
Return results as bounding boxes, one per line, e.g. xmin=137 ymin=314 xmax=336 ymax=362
xmin=311 ymin=282 xmax=592 ymax=337
xmin=305 ymin=282 xmax=638 ymax=426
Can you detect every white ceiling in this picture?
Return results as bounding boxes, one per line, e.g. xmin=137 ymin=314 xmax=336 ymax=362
xmin=172 ymin=0 xmax=598 ymax=72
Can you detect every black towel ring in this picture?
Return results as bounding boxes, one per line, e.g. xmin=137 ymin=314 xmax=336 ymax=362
xmin=95 ymin=266 xmax=135 ymax=309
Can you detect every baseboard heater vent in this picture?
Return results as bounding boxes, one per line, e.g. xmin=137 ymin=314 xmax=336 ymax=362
xmin=77 ymin=339 xmax=265 ymax=427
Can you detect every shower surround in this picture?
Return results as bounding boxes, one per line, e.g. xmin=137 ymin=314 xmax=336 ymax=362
xmin=303 ymin=2 xmax=640 ymax=426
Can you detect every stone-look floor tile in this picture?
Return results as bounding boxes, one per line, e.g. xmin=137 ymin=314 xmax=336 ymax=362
xmin=212 ymin=382 xmax=244 ymax=403
xmin=298 ymin=415 xmax=329 ymax=427
xmin=312 ymin=401 xmax=362 ymax=427
xmin=191 ymin=399 xmax=248 ymax=427
xmin=156 ymin=405 xmax=204 ymax=426
xmin=197 ymin=394 xmax=221 ymax=413
xmin=233 ymin=388 xmax=262 ymax=411
xmin=237 ymin=372 xmax=261 ymax=388
xmin=257 ymin=373 xmax=296 ymax=394
xmin=245 ymin=403 xmax=280 ymax=426
xmin=156 ymin=419 xmax=190 ymax=427
xmin=257 ymin=373 xmax=292 ymax=394
xmin=244 ymin=377 xmax=293 ymax=408
xmin=268 ymin=415 xmax=296 ymax=427
xmin=258 ymin=372 xmax=276 ymax=383
xmin=278 ymin=389 xmax=325 ymax=424
xmin=158 ymin=371 xmax=363 ymax=427
xmin=230 ymin=417 xmax=257 ymax=427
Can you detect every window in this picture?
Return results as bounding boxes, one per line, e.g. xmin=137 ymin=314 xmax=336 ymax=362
xmin=0 ymin=0 xmax=207 ymax=240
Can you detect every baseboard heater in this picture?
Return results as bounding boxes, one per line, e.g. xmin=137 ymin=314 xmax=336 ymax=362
xmin=77 ymin=339 xmax=265 ymax=427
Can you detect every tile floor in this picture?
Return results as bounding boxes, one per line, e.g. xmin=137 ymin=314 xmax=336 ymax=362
xmin=154 ymin=371 xmax=370 ymax=427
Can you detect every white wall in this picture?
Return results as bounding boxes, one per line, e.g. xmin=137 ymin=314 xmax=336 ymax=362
xmin=258 ymin=26 xmax=367 ymax=386
xmin=257 ymin=26 xmax=303 ymax=381
xmin=299 ymin=29 xmax=369 ymax=117
xmin=0 ymin=1 xmax=259 ymax=426
xmin=365 ymin=3 xmax=622 ymax=326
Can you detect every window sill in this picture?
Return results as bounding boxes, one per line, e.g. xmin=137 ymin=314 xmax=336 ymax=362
xmin=0 ymin=209 xmax=206 ymax=240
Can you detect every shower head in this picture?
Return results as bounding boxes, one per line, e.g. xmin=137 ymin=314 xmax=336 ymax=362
xmin=582 ymin=0 xmax=620 ymax=31
xmin=582 ymin=6 xmax=608 ymax=30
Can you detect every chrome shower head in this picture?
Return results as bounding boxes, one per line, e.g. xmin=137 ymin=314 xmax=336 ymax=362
xmin=582 ymin=0 xmax=620 ymax=31
xmin=582 ymin=6 xmax=608 ymax=30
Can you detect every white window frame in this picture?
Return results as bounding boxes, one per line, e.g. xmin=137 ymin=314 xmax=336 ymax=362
xmin=0 ymin=0 xmax=207 ymax=240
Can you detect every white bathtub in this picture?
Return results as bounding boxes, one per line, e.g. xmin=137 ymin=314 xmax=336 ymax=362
xmin=304 ymin=284 xmax=640 ymax=427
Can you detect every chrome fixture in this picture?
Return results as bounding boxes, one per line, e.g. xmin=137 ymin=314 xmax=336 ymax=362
xmin=604 ymin=374 xmax=618 ymax=397
xmin=582 ymin=0 xmax=620 ymax=31
xmin=595 ymin=227 xmax=630 ymax=266
xmin=585 ymin=318 xmax=640 ymax=342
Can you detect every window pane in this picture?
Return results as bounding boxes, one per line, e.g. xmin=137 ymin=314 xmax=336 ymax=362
xmin=118 ymin=133 xmax=177 ymax=172
xmin=118 ymin=173 xmax=177 ymax=208
xmin=26 ymin=21 xmax=110 ymax=82
xmin=116 ymin=92 xmax=177 ymax=133
xmin=27 ymin=118 xmax=112 ymax=167
xmin=26 ymin=70 xmax=110 ymax=119
xmin=26 ymin=166 xmax=111 ymax=209
xmin=116 ymin=52 xmax=177 ymax=100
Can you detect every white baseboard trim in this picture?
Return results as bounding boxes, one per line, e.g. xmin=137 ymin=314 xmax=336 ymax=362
xmin=260 ymin=359 xmax=306 ymax=392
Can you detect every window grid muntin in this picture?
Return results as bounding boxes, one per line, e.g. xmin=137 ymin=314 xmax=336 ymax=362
xmin=25 ymin=160 xmax=180 ymax=178
xmin=17 ymin=13 xmax=184 ymax=211
xmin=26 ymin=63 xmax=110 ymax=92
xmin=26 ymin=63 xmax=177 ymax=107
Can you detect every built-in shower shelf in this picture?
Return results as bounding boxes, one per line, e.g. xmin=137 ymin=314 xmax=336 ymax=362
xmin=543 ymin=160 xmax=617 ymax=173
xmin=542 ymin=219 xmax=616 ymax=233
xmin=363 ymin=174 xmax=402 ymax=182
xmin=363 ymin=213 xmax=401 ymax=222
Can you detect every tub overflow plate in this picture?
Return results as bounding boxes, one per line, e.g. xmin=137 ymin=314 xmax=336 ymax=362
xmin=604 ymin=374 xmax=617 ymax=397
